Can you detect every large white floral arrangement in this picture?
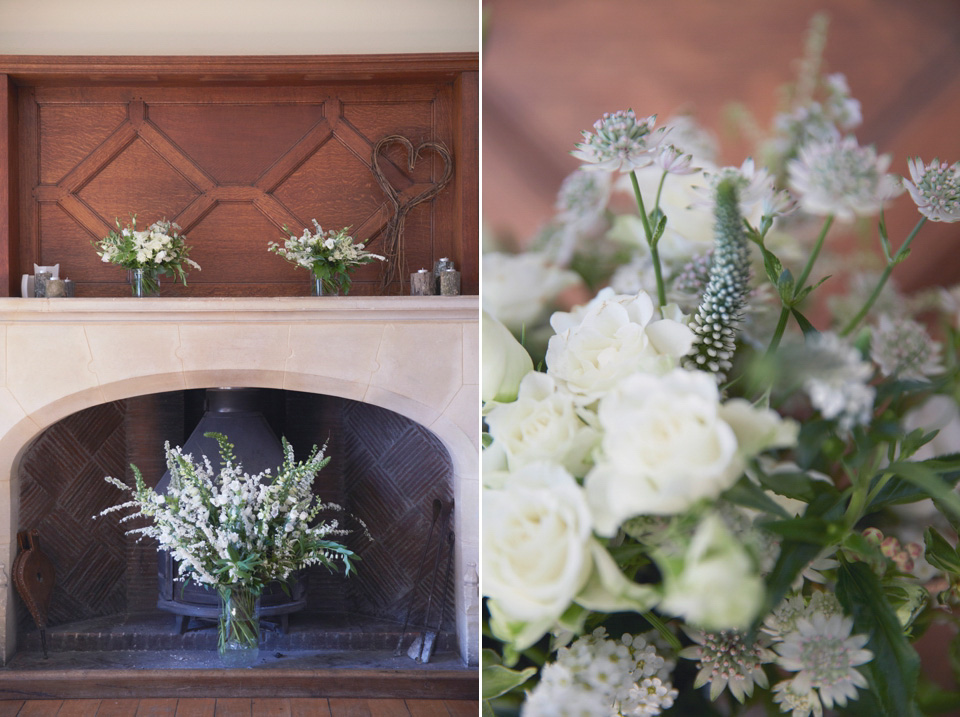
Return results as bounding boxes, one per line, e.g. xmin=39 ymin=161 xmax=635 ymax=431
xmin=482 ymin=19 xmax=960 ymax=717
xmin=93 ymin=215 xmax=200 ymax=291
xmin=269 ymin=219 xmax=385 ymax=295
xmin=99 ymin=433 xmax=357 ymax=592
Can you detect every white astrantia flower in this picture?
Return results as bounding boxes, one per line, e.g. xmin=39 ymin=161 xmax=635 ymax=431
xmin=783 ymin=332 xmax=875 ymax=432
xmin=902 ymin=157 xmax=960 ymax=223
xmin=763 ymin=591 xmax=843 ymax=641
xmin=555 ymin=168 xmax=613 ymax=228
xmin=678 ymin=626 xmax=776 ymax=703
xmin=485 ymin=372 xmax=599 ymax=478
xmin=661 ymin=514 xmax=765 ymax=630
xmin=482 ymin=252 xmax=582 ymax=333
xmin=481 ymin=311 xmax=534 ymax=404
xmin=653 ymin=144 xmax=697 ymax=175
xmin=695 ymin=158 xmax=781 ymax=225
xmin=522 ymin=628 xmax=678 ymax=717
xmin=483 ymin=462 xmax=594 ymax=650
xmin=772 ymin=679 xmax=824 ymax=717
xmin=787 ymin=136 xmax=902 ymax=221
xmin=870 ymin=314 xmax=943 ymax=382
xmin=572 ymin=110 xmax=669 ymax=173
xmin=545 ymin=289 xmax=695 ymax=405
xmin=774 ymin=614 xmax=873 ymax=711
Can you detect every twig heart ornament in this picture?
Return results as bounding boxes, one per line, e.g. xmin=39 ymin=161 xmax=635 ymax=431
xmin=372 ymin=134 xmax=454 ymax=291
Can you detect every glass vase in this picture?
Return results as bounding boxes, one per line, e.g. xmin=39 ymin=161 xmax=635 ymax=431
xmin=217 ymin=584 xmax=262 ymax=668
xmin=311 ymin=275 xmax=341 ymax=296
xmin=128 ymin=268 xmax=160 ymax=297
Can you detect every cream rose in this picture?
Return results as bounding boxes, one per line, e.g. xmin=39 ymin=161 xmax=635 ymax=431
xmin=483 ymin=462 xmax=593 ymax=649
xmin=660 ymin=514 xmax=764 ymax=630
xmin=482 ymin=252 xmax=581 ymax=333
xmin=482 ymin=311 xmax=534 ymax=404
xmin=585 ymin=369 xmax=741 ymax=533
xmin=485 ymin=372 xmax=599 ymax=477
xmin=545 ymin=289 xmax=694 ymax=404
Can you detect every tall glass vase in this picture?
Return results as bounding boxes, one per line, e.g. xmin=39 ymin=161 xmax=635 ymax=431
xmin=128 ymin=268 xmax=160 ymax=297
xmin=218 ymin=584 xmax=262 ymax=668
xmin=311 ymin=274 xmax=341 ymax=296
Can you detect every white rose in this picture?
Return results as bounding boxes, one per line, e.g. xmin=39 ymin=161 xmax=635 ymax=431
xmin=660 ymin=514 xmax=764 ymax=630
xmin=482 ymin=311 xmax=534 ymax=404
xmin=585 ymin=369 xmax=741 ymax=533
xmin=719 ymin=398 xmax=798 ymax=458
xmin=482 ymin=252 xmax=581 ymax=333
xmin=483 ymin=462 xmax=593 ymax=649
xmin=485 ymin=372 xmax=599 ymax=478
xmin=545 ymin=289 xmax=694 ymax=404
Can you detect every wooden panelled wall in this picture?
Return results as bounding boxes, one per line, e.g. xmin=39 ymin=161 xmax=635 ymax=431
xmin=0 ymin=55 xmax=479 ymax=296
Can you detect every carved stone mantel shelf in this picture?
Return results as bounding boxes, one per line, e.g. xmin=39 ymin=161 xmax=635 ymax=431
xmin=0 ymin=295 xmax=480 ymax=666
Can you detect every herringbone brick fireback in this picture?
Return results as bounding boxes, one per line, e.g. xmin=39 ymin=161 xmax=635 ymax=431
xmin=16 ymin=390 xmax=456 ymax=638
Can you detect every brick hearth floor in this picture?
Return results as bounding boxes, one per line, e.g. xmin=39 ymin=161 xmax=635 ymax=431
xmin=0 ymin=698 xmax=479 ymax=715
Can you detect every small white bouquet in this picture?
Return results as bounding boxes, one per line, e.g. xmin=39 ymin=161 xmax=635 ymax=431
xmin=93 ymin=215 xmax=200 ymax=295
xmin=269 ymin=219 xmax=385 ymax=295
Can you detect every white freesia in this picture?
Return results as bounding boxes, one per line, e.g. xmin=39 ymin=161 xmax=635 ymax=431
xmin=585 ymin=369 xmax=742 ymax=532
xmin=483 ymin=462 xmax=594 ymax=649
xmin=661 ymin=514 xmax=764 ymax=630
xmin=482 ymin=311 xmax=535 ymax=404
xmin=482 ymin=252 xmax=582 ymax=333
xmin=546 ymin=289 xmax=694 ymax=404
xmin=485 ymin=372 xmax=599 ymax=477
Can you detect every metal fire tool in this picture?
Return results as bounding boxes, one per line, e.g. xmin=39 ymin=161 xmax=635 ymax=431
xmin=416 ymin=529 xmax=456 ymax=664
xmin=12 ymin=529 xmax=55 ymax=658
xmin=394 ymin=499 xmax=444 ymax=656
xmin=407 ymin=501 xmax=455 ymax=663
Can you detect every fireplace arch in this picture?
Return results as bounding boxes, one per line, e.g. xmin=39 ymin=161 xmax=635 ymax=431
xmin=0 ymin=296 xmax=479 ymax=665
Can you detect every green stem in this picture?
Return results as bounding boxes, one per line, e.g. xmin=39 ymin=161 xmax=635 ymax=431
xmin=794 ymin=214 xmax=834 ymax=295
xmin=766 ymin=305 xmax=791 ymax=356
xmin=642 ymin=611 xmax=682 ymax=652
xmin=629 ymin=170 xmax=667 ymax=307
xmin=840 ymin=217 xmax=928 ymax=337
xmin=653 ymin=170 xmax=669 ymax=213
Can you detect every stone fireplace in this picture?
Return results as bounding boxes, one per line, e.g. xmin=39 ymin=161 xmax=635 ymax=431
xmin=0 ymin=295 xmax=480 ymax=665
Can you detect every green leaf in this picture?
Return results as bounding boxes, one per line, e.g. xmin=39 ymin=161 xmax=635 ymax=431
xmin=924 ymin=527 xmax=960 ymax=575
xmin=481 ymin=649 xmax=537 ymax=700
xmin=777 ymin=268 xmax=795 ymax=305
xmin=761 ymin=246 xmax=784 ymax=288
xmin=790 ymin=307 xmax=819 ymax=336
xmin=884 ymin=460 xmax=960 ymax=522
xmin=836 ymin=561 xmax=921 ymax=717
xmin=722 ymin=476 xmax=791 ymax=518
xmin=793 ymin=274 xmax=832 ymax=303
xmin=758 ymin=516 xmax=836 ymax=543
xmin=756 ymin=469 xmax=840 ymax=504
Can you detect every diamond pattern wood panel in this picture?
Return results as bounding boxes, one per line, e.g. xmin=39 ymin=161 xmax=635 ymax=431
xmin=20 ymin=82 xmax=464 ymax=296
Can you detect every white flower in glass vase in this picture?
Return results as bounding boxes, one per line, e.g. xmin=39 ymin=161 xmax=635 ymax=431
xmin=545 ymin=289 xmax=694 ymax=405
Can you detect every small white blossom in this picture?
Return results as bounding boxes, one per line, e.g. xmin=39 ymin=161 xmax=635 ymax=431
xmin=772 ymin=679 xmax=824 ymax=717
xmin=522 ymin=628 xmax=677 ymax=717
xmin=774 ymin=614 xmax=873 ymax=711
xmin=788 ymin=136 xmax=902 ymax=221
xmin=572 ymin=110 xmax=668 ymax=173
xmin=482 ymin=252 xmax=582 ymax=334
xmin=902 ymin=157 xmax=960 ymax=223
xmin=653 ymin=145 xmax=697 ymax=175
xmin=871 ymin=314 xmax=943 ymax=382
xmin=678 ymin=627 xmax=775 ymax=703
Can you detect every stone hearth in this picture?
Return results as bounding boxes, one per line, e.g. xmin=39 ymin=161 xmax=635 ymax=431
xmin=0 ymin=296 xmax=479 ymax=666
